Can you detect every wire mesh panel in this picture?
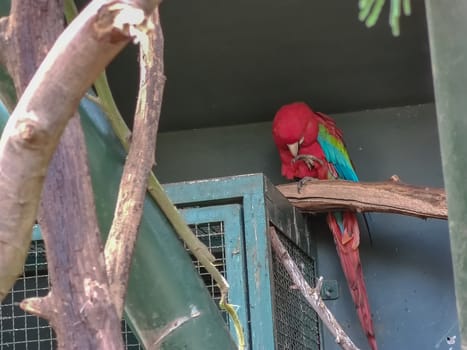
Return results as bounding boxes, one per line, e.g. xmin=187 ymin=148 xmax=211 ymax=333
xmin=179 ymin=204 xmax=249 ymax=347
xmin=0 ymin=241 xmax=142 ymax=350
xmin=2 ymin=175 xmax=319 ymax=349
xmin=121 ymin=321 xmax=142 ymax=350
xmin=0 ymin=241 xmax=53 ymax=350
xmin=186 ymin=221 xmax=226 ymax=318
xmin=1 ymin=223 xmax=229 ymax=350
xmin=272 ymin=233 xmax=320 ymax=350
xmin=164 ymin=174 xmax=319 ymax=349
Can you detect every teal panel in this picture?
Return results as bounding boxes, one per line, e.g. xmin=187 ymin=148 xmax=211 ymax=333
xmin=0 ymin=100 xmax=7 ymax=129
xmin=163 ymin=173 xmax=265 ymax=204
xmin=32 ymin=224 xmax=41 ymax=241
xmin=242 ymin=192 xmax=275 ymax=350
xmin=164 ymin=175 xmax=277 ymax=350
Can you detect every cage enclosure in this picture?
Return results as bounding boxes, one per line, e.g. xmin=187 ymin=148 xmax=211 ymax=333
xmin=1 ymin=174 xmax=321 ymax=350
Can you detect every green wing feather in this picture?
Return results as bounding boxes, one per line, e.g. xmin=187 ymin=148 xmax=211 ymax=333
xmin=317 ymin=123 xmax=358 ymax=182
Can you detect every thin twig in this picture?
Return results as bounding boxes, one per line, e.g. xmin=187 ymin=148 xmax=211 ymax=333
xmin=269 ymin=226 xmax=360 ymax=350
xmin=277 ymin=176 xmax=447 ymax=219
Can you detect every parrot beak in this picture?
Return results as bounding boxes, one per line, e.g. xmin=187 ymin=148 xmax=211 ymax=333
xmin=287 ymin=137 xmax=304 ymax=158
xmin=287 ymin=142 xmax=299 ymax=157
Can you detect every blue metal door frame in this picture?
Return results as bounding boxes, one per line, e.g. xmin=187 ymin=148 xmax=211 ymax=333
xmin=164 ymin=174 xmax=276 ymax=350
xmin=180 ymin=204 xmax=250 ymax=347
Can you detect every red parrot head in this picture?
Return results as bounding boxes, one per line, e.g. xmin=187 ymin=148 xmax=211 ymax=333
xmin=272 ymin=102 xmax=321 ymax=179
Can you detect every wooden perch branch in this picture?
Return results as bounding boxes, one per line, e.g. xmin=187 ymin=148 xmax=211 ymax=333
xmin=269 ymin=226 xmax=360 ymax=350
xmin=277 ymin=177 xmax=447 ymax=219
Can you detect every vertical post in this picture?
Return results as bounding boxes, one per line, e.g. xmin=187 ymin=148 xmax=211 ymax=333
xmin=425 ymin=2 xmax=467 ymax=348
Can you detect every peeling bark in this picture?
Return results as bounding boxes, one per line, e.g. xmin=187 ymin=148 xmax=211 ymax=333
xmin=33 ymin=116 xmax=124 ymax=349
xmin=104 ymin=9 xmax=165 ymax=317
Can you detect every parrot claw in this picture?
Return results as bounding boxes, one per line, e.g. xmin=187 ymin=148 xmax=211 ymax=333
xmin=297 ymin=176 xmax=318 ymax=193
xmin=293 ymin=154 xmax=324 ymax=169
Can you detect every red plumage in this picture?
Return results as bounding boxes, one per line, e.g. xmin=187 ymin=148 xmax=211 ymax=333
xmin=272 ymin=102 xmax=327 ymax=179
xmin=272 ymin=102 xmax=377 ymax=350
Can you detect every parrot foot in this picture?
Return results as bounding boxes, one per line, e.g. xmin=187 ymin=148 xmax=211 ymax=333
xmin=297 ymin=176 xmax=319 ymax=193
xmin=293 ymin=154 xmax=324 ymax=169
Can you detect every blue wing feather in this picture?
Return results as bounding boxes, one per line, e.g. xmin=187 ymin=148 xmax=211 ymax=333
xmin=317 ymin=124 xmax=358 ymax=182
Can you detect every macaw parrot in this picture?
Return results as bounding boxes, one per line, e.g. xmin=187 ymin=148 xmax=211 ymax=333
xmin=272 ymin=102 xmax=377 ymax=350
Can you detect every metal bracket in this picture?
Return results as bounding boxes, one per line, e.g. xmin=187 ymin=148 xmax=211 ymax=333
xmin=320 ymin=280 xmax=339 ymax=300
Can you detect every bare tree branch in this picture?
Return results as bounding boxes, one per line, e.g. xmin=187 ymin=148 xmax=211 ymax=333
xmin=7 ymin=0 xmax=65 ymax=96
xmin=104 ymin=9 xmax=165 ymax=317
xmin=29 ymin=115 xmax=125 ymax=349
xmin=277 ymin=176 xmax=447 ymax=219
xmin=269 ymin=226 xmax=360 ymax=350
xmin=0 ymin=0 xmax=68 ymax=302
xmin=0 ymin=1 xmax=158 ymax=348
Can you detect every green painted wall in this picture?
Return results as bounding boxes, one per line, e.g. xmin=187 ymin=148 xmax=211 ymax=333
xmin=156 ymin=103 xmax=458 ymax=349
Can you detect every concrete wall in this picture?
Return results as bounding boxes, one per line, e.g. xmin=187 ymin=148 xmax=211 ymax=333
xmin=156 ymin=103 xmax=458 ymax=350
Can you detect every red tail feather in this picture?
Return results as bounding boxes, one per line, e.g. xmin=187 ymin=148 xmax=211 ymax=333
xmin=327 ymin=212 xmax=377 ymax=350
